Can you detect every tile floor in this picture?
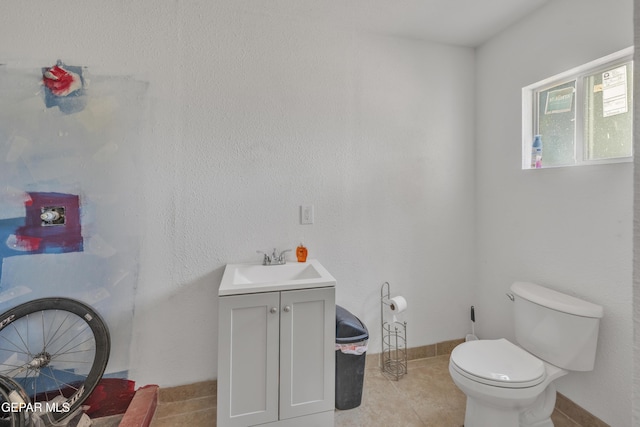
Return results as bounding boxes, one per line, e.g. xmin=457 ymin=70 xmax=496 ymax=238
xmin=149 ymin=354 xmax=584 ymax=426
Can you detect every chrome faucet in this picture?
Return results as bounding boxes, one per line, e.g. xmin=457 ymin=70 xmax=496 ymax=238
xmin=257 ymin=248 xmax=292 ymax=265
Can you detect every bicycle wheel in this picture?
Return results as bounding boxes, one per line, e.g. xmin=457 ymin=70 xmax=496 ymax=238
xmin=0 ymin=375 xmax=30 ymax=427
xmin=0 ymin=298 xmax=110 ymax=424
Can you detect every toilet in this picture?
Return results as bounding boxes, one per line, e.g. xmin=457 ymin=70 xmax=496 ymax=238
xmin=449 ymin=282 xmax=603 ymax=427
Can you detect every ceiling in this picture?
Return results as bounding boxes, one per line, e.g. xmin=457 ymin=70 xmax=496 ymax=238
xmin=236 ymin=0 xmax=552 ymax=47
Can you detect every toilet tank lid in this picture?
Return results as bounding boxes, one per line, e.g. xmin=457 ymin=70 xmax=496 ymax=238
xmin=511 ymin=282 xmax=603 ymax=318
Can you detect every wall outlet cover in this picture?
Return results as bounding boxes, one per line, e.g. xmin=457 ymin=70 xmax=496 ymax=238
xmin=300 ymin=205 xmax=314 ymax=225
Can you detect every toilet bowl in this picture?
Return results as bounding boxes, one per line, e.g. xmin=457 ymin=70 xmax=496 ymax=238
xmin=449 ymin=339 xmax=567 ymax=427
xmin=448 ymin=282 xmax=603 ymax=427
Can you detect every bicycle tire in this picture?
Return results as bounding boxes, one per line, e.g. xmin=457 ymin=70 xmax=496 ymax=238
xmin=0 ymin=375 xmax=29 ymax=427
xmin=0 ymin=298 xmax=110 ymax=424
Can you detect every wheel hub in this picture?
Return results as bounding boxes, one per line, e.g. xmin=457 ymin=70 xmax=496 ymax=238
xmin=27 ymin=351 xmax=52 ymax=369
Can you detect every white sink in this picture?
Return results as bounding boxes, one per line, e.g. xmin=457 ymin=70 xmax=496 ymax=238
xmin=219 ymin=259 xmax=336 ymax=296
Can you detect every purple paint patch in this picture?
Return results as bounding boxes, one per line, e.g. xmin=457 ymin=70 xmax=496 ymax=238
xmin=15 ymin=192 xmax=83 ymax=253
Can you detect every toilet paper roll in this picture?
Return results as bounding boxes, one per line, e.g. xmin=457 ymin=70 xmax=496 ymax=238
xmin=389 ymin=296 xmax=407 ymax=313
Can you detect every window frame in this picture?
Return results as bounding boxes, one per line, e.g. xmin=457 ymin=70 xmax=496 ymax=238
xmin=522 ymin=46 xmax=634 ymax=169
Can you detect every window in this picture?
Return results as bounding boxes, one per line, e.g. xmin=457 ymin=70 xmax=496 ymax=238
xmin=522 ymin=47 xmax=633 ymax=169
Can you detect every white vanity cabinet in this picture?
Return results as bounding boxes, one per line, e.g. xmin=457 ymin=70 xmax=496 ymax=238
xmin=217 ymin=286 xmax=335 ymax=427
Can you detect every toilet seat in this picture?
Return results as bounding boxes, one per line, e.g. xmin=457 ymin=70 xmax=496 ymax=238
xmin=450 ymin=339 xmax=546 ymax=388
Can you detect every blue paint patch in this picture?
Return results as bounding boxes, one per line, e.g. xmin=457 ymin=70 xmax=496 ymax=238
xmin=41 ymin=63 xmax=87 ymax=114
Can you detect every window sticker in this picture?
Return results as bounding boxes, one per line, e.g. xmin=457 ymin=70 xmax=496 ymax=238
xmin=602 ymin=65 xmax=628 ymax=117
xmin=544 ymin=87 xmax=574 ymax=114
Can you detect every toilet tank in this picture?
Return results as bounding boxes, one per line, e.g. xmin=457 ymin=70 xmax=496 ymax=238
xmin=511 ymin=282 xmax=603 ymax=371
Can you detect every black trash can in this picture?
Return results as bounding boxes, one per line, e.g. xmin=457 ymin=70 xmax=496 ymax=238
xmin=335 ymin=305 xmax=369 ymax=410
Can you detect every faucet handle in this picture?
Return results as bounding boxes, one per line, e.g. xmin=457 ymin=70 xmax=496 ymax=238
xmin=276 ymin=249 xmax=292 ymax=264
xmin=278 ymin=249 xmax=292 ymax=259
xmin=258 ymin=248 xmax=291 ymax=265
xmin=256 ymin=250 xmax=271 ymax=265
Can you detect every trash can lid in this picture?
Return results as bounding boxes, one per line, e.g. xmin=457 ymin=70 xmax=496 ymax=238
xmin=336 ymin=305 xmax=369 ymax=343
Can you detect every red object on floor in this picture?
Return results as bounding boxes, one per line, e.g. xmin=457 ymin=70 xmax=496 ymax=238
xmin=119 ymin=385 xmax=159 ymax=427
xmin=84 ymin=378 xmax=136 ymax=418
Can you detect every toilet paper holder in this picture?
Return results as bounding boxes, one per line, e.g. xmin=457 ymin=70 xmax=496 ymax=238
xmin=380 ymin=281 xmax=407 ymax=381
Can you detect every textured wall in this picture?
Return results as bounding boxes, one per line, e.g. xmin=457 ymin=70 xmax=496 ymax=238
xmin=0 ymin=1 xmax=476 ymax=388
xmin=633 ymin=2 xmax=640 ymax=425
xmin=2 ymin=2 xmax=635 ymax=423
xmin=476 ymin=0 xmax=633 ymax=425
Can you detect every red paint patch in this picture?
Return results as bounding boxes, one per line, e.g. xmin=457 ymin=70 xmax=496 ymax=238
xmin=42 ymin=65 xmax=82 ymax=96
xmin=14 ymin=235 xmax=41 ymax=251
xmin=83 ymin=378 xmax=137 ymax=418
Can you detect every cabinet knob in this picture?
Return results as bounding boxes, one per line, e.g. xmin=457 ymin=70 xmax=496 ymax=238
xmin=270 ymin=307 xmax=278 ymax=314
xmin=283 ymin=306 xmax=291 ymax=313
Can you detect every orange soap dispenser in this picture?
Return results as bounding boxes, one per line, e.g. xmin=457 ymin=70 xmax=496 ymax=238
xmin=296 ymin=244 xmax=308 ymax=262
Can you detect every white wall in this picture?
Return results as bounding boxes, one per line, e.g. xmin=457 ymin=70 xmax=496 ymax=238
xmin=476 ymin=0 xmax=633 ymax=426
xmin=3 ymin=2 xmax=633 ymax=423
xmin=633 ymin=4 xmax=640 ymax=426
xmin=0 ymin=1 xmax=476 ymax=388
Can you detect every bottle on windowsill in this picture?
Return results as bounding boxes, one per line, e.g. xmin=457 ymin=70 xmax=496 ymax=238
xmin=531 ymin=135 xmax=542 ymax=169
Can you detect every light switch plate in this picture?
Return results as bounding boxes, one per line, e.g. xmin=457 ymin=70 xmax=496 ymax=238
xmin=300 ymin=205 xmax=314 ymax=225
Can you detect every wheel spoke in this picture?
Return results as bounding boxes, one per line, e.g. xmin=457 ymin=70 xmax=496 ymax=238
xmin=37 ymin=367 xmax=81 ymax=394
xmin=0 ymin=298 xmax=110 ymax=424
xmin=9 ymin=323 xmax=31 ymax=360
xmin=50 ymin=327 xmax=92 ymax=360
xmin=0 ymin=346 xmax=30 ymax=356
xmin=43 ymin=313 xmax=76 ymax=352
xmin=41 ymin=309 xmax=47 ymax=352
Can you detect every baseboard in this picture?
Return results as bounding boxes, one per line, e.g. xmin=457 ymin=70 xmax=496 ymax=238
xmin=366 ymin=337 xmax=464 ymax=367
xmin=555 ymin=392 xmax=609 ymax=427
xmin=157 ymin=380 xmax=216 ymax=403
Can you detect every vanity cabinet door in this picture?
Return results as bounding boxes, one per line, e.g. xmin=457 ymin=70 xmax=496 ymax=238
xmin=279 ymin=287 xmax=335 ymax=420
xmin=217 ymin=292 xmax=280 ymax=427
